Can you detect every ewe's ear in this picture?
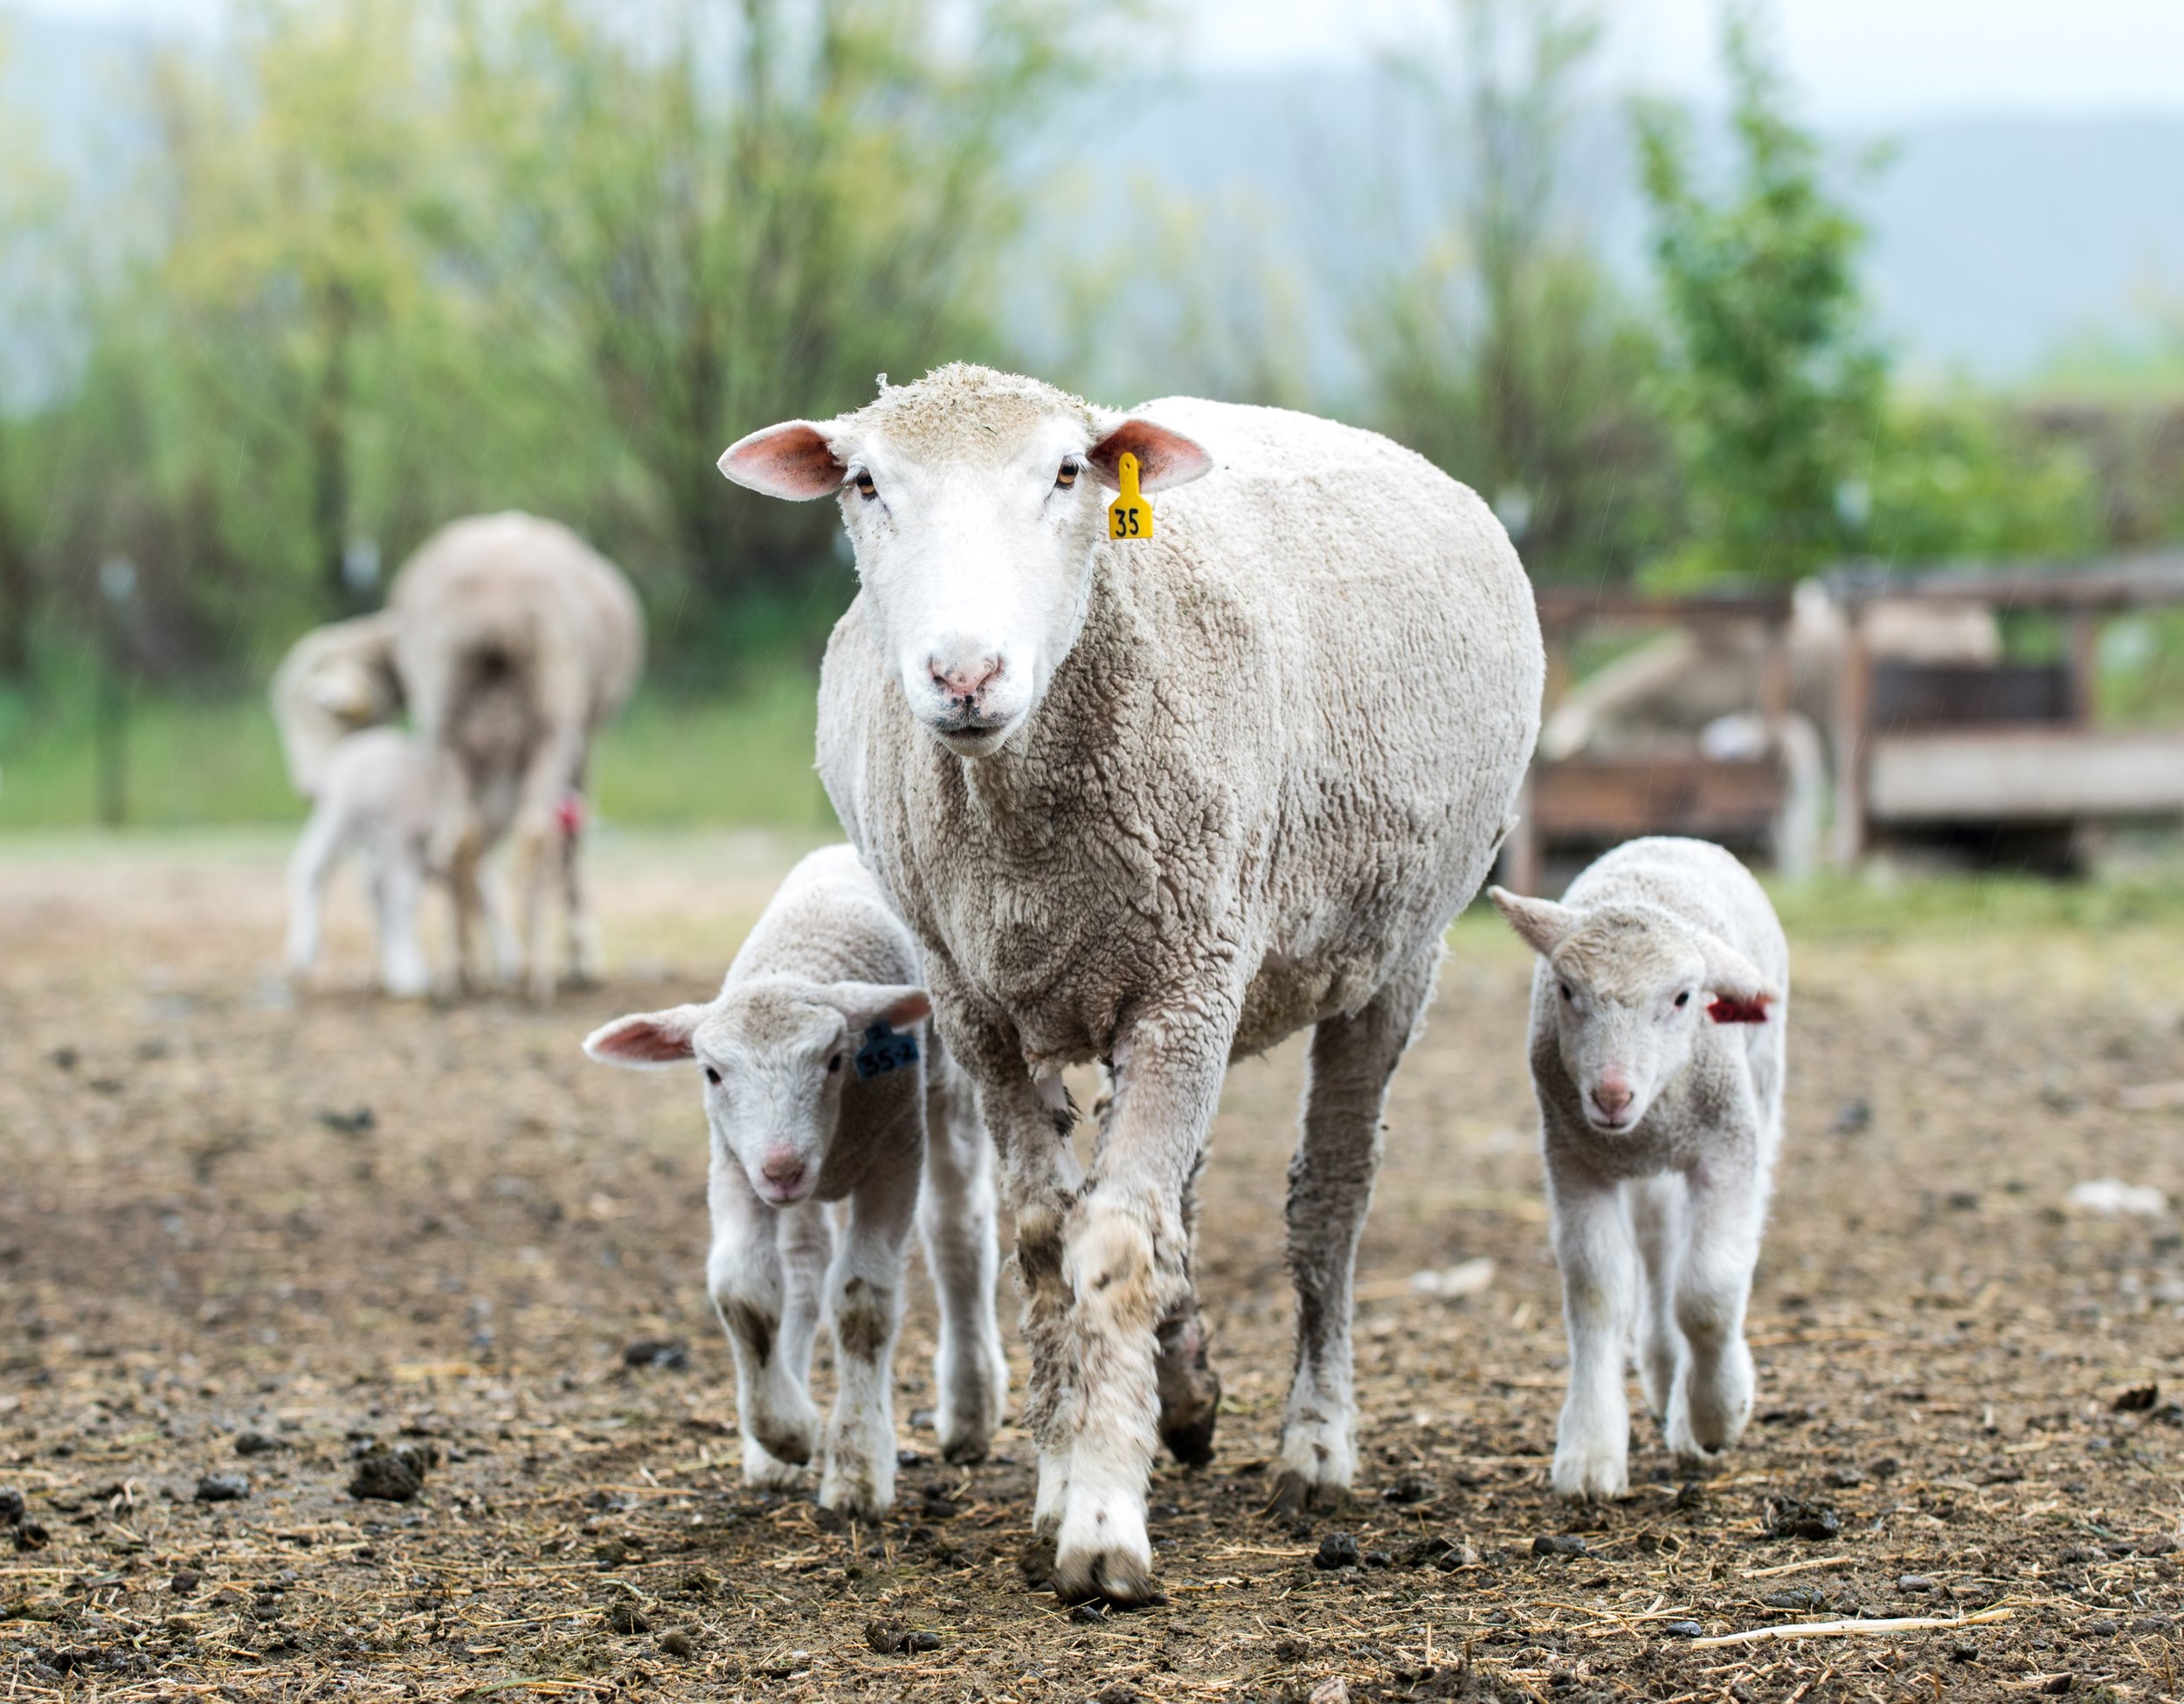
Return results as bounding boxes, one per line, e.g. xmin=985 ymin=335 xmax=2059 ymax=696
xmin=1488 ymin=887 xmax=1574 ymax=958
xmin=583 ymin=1004 xmax=710 ymax=1068
xmin=829 ymin=981 xmax=932 ymax=1032
xmin=1087 ymin=416 xmax=1213 ymax=494
xmin=718 ymin=421 xmax=847 ymax=500
xmin=1696 ymin=934 xmax=1780 ymax=1022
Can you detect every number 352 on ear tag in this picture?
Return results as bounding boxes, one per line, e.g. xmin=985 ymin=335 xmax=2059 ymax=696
xmin=1108 ymin=450 xmax=1153 ymax=542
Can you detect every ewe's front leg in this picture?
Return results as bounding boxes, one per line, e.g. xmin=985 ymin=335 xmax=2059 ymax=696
xmin=819 ymin=1133 xmax=920 ymax=1517
xmin=1049 ymin=1024 xmax=1228 ymax=1605
xmin=953 ymin=1040 xmax=1082 ymax=1536
xmin=1547 ymin=1155 xmax=1637 ymax=1502
xmin=707 ymin=1175 xmax=826 ymax=1489
xmin=920 ymin=1059 xmax=1008 ymax=1464
xmin=1666 ymin=1152 xmax=1763 ymax=1472
xmin=1274 ymin=948 xmax=1434 ymax=1512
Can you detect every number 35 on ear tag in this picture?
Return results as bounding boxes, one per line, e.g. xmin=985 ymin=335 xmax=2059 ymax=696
xmin=1108 ymin=450 xmax=1153 ymax=541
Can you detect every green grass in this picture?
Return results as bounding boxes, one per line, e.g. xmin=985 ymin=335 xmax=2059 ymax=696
xmin=0 ymin=668 xmax=838 ymax=832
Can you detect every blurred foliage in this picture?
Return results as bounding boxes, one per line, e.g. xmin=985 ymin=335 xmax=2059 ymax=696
xmin=1 ymin=0 xmax=2176 ymax=832
xmin=1361 ymin=0 xmax=1678 ymax=583
xmin=1634 ymin=3 xmax=1888 ymax=588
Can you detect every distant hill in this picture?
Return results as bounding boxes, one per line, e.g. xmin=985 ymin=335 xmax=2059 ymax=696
xmin=8 ymin=11 xmax=2183 ymax=389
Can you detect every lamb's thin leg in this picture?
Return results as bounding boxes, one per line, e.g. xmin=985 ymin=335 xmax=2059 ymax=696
xmin=1271 ymin=944 xmax=1437 ymax=1512
xmin=819 ymin=1126 xmax=920 ymax=1517
xmin=284 ymin=807 xmax=344 ymax=982
xmin=1547 ymin=1153 xmax=1636 ymax=1501
xmin=1048 ymin=1015 xmax=1232 ymax=1605
xmin=707 ymin=1164 xmax=825 ymax=1487
xmin=1666 ymin=1150 xmax=1764 ymax=1470
xmin=448 ymin=839 xmax=486 ymax=993
xmin=920 ymin=1056 xmax=1008 ymax=1464
xmin=512 ymin=823 xmax=555 ymax=1001
xmin=1628 ymin=1173 xmax=1684 ymax=1425
xmin=374 ymin=846 xmax=431 ymax=1000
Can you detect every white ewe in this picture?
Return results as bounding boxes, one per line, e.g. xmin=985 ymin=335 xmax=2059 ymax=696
xmin=1490 ymin=836 xmax=1788 ymax=1501
xmin=720 ymin=364 xmax=1542 ymax=1600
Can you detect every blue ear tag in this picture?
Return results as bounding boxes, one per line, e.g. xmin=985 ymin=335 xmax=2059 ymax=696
xmin=854 ymin=1022 xmax=919 ymax=1081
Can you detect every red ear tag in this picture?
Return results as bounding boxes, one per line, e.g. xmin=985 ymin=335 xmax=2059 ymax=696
xmin=1707 ymin=995 xmax=1770 ymax=1024
xmin=555 ymin=793 xmax=588 ymax=838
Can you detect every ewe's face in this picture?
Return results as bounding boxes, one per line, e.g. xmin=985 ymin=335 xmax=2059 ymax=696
xmin=690 ymin=991 xmax=856 ymax=1206
xmin=837 ymin=414 xmax=1106 ymax=758
xmin=1545 ymin=923 xmax=1710 ymax=1135
xmin=717 ymin=368 xmax=1210 ymax=759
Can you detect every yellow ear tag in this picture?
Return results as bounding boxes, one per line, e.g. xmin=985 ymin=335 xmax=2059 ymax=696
xmin=1108 ymin=451 xmax=1153 ymax=542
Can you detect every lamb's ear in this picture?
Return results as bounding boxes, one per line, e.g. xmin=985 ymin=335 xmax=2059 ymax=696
xmin=1087 ymin=415 xmax=1213 ymax=493
xmin=1488 ymin=886 xmax=1575 ymax=958
xmin=1696 ymin=934 xmax=1780 ymax=1022
xmin=829 ymin=982 xmax=932 ymax=1032
xmin=718 ymin=421 xmax=847 ymax=500
xmin=583 ymin=1004 xmax=710 ymax=1068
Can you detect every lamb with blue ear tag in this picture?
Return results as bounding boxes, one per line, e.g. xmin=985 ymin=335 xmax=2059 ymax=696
xmin=583 ymin=845 xmax=1007 ymax=1517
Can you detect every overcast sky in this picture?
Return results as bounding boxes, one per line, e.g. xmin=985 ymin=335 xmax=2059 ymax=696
xmin=24 ymin=0 xmax=2184 ymax=121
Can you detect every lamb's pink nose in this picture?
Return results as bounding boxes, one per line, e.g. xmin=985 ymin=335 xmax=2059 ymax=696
xmin=1593 ymin=1075 xmax=1633 ymax=1119
xmin=930 ymin=655 xmax=1002 ymax=702
xmin=761 ymin=1150 xmax=807 ymax=1188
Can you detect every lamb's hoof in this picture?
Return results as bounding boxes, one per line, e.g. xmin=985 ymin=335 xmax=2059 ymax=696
xmin=742 ymin=1439 xmax=809 ymax=1492
xmin=750 ymin=1414 xmax=819 ymax=1469
xmin=1550 ymin=1441 xmax=1629 ymax=1504
xmin=1053 ymin=1493 xmax=1157 ymax=1606
xmin=818 ymin=1471 xmax=894 ymax=1520
xmin=939 ymin=1430 xmax=991 ymax=1466
xmin=1265 ymin=1466 xmax=1348 ymax=1516
xmin=1160 ymin=1409 xmax=1219 ymax=1470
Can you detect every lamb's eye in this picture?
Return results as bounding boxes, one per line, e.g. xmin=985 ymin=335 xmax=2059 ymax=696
xmin=827 ymin=1054 xmax=842 ymax=1074
xmin=1674 ymin=991 xmax=1690 ymax=1009
xmin=853 ymin=470 xmax=877 ymax=500
xmin=704 ymin=1066 xmax=721 ymax=1085
xmin=1054 ymin=461 xmax=1079 ymax=489
xmin=1559 ymin=982 xmax=1574 ymax=1003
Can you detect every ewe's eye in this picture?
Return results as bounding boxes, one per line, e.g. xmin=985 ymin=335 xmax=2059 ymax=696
xmin=852 ymin=469 xmax=877 ymax=501
xmin=827 ymin=1054 xmax=843 ymax=1075
xmin=704 ymin=1066 xmax=721 ymax=1085
xmin=1674 ymin=991 xmax=1690 ymax=1009
xmin=1054 ymin=460 xmax=1079 ymax=490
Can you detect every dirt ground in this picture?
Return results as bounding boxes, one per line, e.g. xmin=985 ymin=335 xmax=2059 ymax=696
xmin=3 ymin=830 xmax=2183 ymax=1703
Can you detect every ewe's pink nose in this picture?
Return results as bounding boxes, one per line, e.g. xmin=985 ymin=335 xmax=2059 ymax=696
xmin=1592 ymin=1074 xmax=1634 ymax=1120
xmin=930 ymin=655 xmax=1002 ymax=702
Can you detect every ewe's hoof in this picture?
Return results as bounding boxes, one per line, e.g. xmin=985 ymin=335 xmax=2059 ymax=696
xmin=938 ymin=1430 xmax=991 ymax=1466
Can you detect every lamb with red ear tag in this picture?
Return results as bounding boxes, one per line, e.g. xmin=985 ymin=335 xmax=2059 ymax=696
xmin=583 ymin=845 xmax=1006 ymax=1519
xmin=1489 ymin=835 xmax=1789 ymax=1502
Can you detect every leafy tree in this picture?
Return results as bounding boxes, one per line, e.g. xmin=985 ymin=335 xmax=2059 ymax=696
xmin=1361 ymin=0 xmax=1674 ymax=583
xmin=1634 ymin=4 xmax=1886 ymax=586
xmin=447 ymin=0 xmax=1090 ymax=627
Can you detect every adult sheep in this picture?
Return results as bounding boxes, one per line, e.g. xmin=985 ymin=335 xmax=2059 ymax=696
xmin=389 ymin=513 xmax=644 ymax=997
xmin=722 ymin=365 xmax=1542 ymax=1603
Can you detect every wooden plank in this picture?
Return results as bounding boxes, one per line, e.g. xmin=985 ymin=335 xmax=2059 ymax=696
xmin=1531 ymin=758 xmax=1783 ymax=840
xmin=1533 ymin=588 xmax=1793 ymax=631
xmin=1867 ymin=729 xmax=2184 ymax=821
xmin=1832 ymin=550 xmax=2184 ymax=613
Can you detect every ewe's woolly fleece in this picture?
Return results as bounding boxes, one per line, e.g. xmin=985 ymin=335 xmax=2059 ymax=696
xmin=819 ymin=365 xmax=1544 ymax=1073
xmin=388 ymin=512 xmax=645 ymax=748
xmin=1531 ymin=836 xmax=1789 ymax=1177
xmin=704 ymin=844 xmax=930 ymax=1205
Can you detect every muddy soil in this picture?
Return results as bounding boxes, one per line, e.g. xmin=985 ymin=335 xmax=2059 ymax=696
xmin=3 ymin=831 xmax=2181 ymax=1701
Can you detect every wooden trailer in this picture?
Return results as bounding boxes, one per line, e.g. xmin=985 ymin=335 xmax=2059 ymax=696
xmin=1832 ymin=551 xmax=2184 ymax=863
xmin=1500 ymin=588 xmax=1799 ymax=897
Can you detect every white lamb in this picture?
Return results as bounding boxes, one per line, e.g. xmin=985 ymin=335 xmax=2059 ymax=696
xmin=1489 ymin=836 xmax=1788 ymax=1502
xmin=720 ymin=364 xmax=1541 ymax=1600
xmin=282 ymin=727 xmax=509 ymax=998
xmin=583 ymin=845 xmax=1008 ymax=1517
